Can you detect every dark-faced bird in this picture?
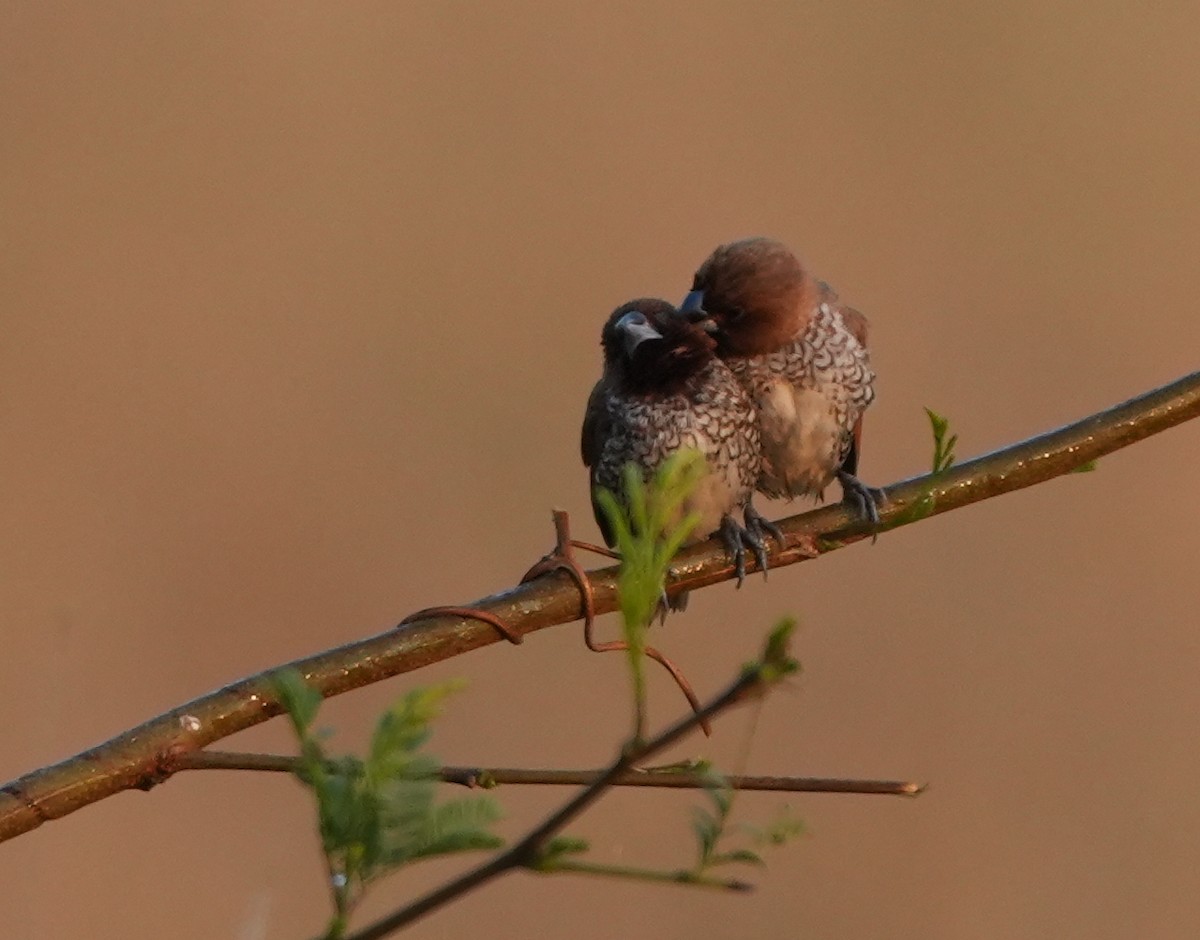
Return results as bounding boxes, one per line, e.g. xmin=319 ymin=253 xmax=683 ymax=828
xmin=682 ymin=237 xmax=880 ymax=524
xmin=582 ymin=298 xmax=776 ymax=589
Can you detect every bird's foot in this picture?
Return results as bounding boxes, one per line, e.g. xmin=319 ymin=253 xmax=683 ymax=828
xmin=837 ymin=470 xmax=886 ymax=542
xmin=520 ymin=510 xmax=599 ymax=624
xmin=719 ymin=513 xmax=769 ymax=588
xmin=744 ymin=504 xmax=785 ymax=569
xmin=656 ymin=586 xmax=688 ymax=624
xmin=521 ymin=522 xmax=618 ymax=585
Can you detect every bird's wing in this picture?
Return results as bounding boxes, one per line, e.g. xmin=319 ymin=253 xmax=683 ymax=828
xmin=580 ymin=377 xmax=608 ymax=469
xmin=839 ymin=304 xmax=870 ymax=350
xmin=580 ymin=378 xmax=618 ymax=547
xmin=818 ymin=284 xmax=870 ymax=473
xmin=816 ymin=279 xmax=870 ymax=349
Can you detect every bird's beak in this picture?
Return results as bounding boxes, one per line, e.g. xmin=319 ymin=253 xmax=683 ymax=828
xmin=617 ymin=314 xmax=663 ymax=356
xmin=680 ymin=290 xmax=717 ymax=333
xmin=680 ymin=289 xmax=706 ymax=316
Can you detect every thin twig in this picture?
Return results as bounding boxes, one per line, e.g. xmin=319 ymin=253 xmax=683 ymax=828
xmin=2 ymin=370 xmax=1198 ymax=843
xmin=538 ymin=858 xmax=753 ymax=891
xmin=174 ymin=750 xmax=922 ymax=796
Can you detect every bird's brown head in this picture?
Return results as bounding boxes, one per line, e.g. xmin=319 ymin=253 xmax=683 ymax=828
xmin=682 ymin=237 xmax=814 ymax=357
xmin=600 ymin=298 xmax=717 ymax=395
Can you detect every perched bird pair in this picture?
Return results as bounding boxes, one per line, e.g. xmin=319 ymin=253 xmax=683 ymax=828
xmin=582 ymin=237 xmax=878 ymax=593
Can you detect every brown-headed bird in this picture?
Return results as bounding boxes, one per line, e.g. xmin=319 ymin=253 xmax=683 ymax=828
xmin=681 ymin=237 xmax=880 ymax=525
xmin=582 ymin=298 xmax=774 ymax=589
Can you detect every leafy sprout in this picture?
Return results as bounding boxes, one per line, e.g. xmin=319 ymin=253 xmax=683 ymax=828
xmin=926 ymin=407 xmax=957 ymax=475
xmin=273 ymin=671 xmax=502 ymax=939
xmin=691 ymin=768 xmax=806 ymax=876
xmin=593 ymin=449 xmax=706 ymax=741
xmin=893 ymin=407 xmax=959 ymax=525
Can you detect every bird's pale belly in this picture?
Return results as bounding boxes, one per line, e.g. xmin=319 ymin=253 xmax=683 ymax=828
xmin=679 ymin=459 xmax=742 ymax=541
xmin=755 ymin=380 xmax=845 ymax=499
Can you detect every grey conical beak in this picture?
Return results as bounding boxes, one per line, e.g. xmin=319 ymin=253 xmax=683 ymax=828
xmin=680 ymin=290 xmax=717 ymax=333
xmin=680 ymin=289 xmax=706 ymax=316
xmin=616 ymin=312 xmax=663 ymax=356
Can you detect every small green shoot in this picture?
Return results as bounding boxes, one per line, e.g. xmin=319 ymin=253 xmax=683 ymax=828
xmin=692 ymin=771 xmax=761 ymax=871
xmin=690 ymin=770 xmax=806 ymax=877
xmin=927 ymin=407 xmax=957 ymax=476
xmin=273 ymin=671 xmax=502 ymax=939
xmin=594 ymin=449 xmax=705 ymax=741
xmin=533 ymin=835 xmax=591 ymax=871
xmin=893 ymin=407 xmax=959 ymax=525
xmin=745 ymin=808 xmax=807 ymax=848
xmin=754 ymin=616 xmax=800 ymax=685
xmin=1070 ymin=459 xmax=1098 ymax=473
xmin=682 ymin=620 xmax=801 ymax=878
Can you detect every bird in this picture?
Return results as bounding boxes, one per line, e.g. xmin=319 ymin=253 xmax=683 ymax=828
xmin=581 ymin=297 xmax=776 ymax=593
xmin=680 ymin=237 xmax=880 ymax=526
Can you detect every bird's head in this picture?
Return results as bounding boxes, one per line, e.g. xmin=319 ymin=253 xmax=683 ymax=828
xmin=681 ymin=237 xmax=813 ymax=357
xmin=601 ymin=298 xmax=717 ymax=394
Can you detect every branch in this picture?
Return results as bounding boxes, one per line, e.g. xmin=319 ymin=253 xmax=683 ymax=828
xmin=175 ymin=750 xmax=923 ymax=796
xmin=2 ymin=370 xmax=1198 ymax=843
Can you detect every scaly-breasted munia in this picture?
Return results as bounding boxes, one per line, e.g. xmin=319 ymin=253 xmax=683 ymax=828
xmin=681 ymin=237 xmax=880 ymax=524
xmin=581 ymin=298 xmax=773 ymax=587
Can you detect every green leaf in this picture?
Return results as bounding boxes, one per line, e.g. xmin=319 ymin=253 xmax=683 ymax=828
xmin=1070 ymin=459 xmax=1098 ymax=473
xmin=691 ymin=806 xmax=721 ymax=862
xmin=690 ymin=765 xmax=807 ymax=880
xmin=596 ymin=449 xmax=708 ymax=632
xmin=690 ymin=770 xmax=736 ymax=869
xmin=367 ymin=682 xmax=464 ymax=782
xmin=923 ymin=407 xmax=957 ymax=475
xmin=277 ymin=676 xmax=504 ymax=920
xmin=891 ymin=407 xmax=962 ymax=527
xmin=749 ymin=808 xmax=807 ymax=847
xmin=701 ymin=774 xmax=732 ymax=818
xmin=709 ymin=848 xmax=764 ymax=867
xmin=374 ymin=777 xmax=435 ymax=868
xmin=641 ymin=758 xmax=713 ymax=775
xmin=758 ymin=617 xmax=798 ymax=679
xmin=540 ymin=836 xmax=591 ymax=861
xmin=404 ymin=797 xmax=504 ymax=862
xmin=272 ymin=668 xmax=324 ymax=737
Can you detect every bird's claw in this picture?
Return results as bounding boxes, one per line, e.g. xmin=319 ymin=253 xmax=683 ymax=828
xmin=520 ymin=510 xmax=598 ymax=629
xmin=744 ymin=503 xmax=785 ymax=560
xmin=837 ymin=470 xmax=886 ymax=542
xmin=719 ymin=514 xmax=768 ymax=588
xmin=657 ymin=587 xmax=688 ymax=622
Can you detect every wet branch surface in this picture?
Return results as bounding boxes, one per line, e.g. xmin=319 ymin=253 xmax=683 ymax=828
xmin=2 ymin=370 xmax=1198 ymax=844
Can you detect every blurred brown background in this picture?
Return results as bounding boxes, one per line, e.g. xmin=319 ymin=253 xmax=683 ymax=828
xmin=3 ymin=3 xmax=1199 ymax=937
